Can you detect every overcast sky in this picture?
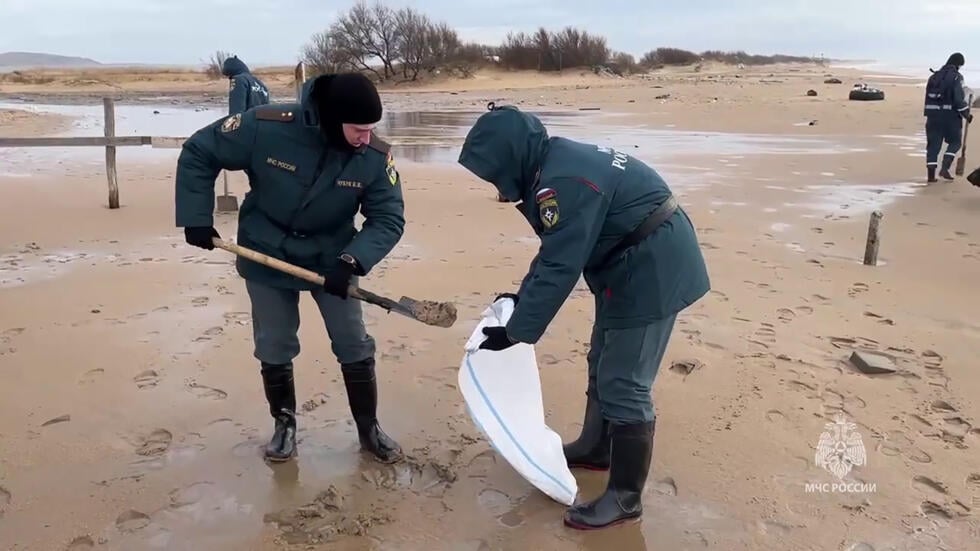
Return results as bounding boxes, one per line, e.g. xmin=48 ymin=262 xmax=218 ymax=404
xmin=2 ymin=0 xmax=978 ymax=69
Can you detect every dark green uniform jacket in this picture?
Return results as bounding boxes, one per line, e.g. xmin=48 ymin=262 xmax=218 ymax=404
xmin=458 ymin=106 xmax=710 ymax=344
xmin=174 ymin=78 xmax=405 ymax=290
xmin=222 ymin=56 xmax=271 ymax=115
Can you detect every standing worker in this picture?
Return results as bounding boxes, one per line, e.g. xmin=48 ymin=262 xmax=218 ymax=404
xmin=924 ymin=52 xmax=973 ymax=182
xmin=458 ymin=103 xmax=710 ymax=530
xmin=174 ymin=73 xmax=406 ymax=464
xmin=222 ymin=55 xmax=271 ymax=115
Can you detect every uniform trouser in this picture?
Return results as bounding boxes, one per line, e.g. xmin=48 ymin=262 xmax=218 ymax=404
xmin=926 ymin=114 xmax=963 ymax=168
xmin=245 ymin=279 xmax=376 ymax=369
xmin=585 ymin=314 xmax=677 ymax=425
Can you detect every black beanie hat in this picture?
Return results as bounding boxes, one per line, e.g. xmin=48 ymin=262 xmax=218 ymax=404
xmin=322 ymin=72 xmax=382 ymax=124
xmin=947 ymin=52 xmax=965 ymax=67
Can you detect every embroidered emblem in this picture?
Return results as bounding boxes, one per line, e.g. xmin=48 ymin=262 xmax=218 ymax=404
xmin=386 ymin=152 xmax=398 ymax=185
xmin=538 ymin=197 xmax=559 ymax=229
xmin=221 ymin=113 xmax=242 ymax=133
xmin=336 ymin=179 xmax=363 ymax=189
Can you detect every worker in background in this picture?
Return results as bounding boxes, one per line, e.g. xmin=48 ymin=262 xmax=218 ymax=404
xmin=924 ymin=52 xmax=973 ymax=182
xmin=222 ymin=55 xmax=270 ymax=115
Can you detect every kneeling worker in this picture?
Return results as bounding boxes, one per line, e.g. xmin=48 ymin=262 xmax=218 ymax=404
xmin=174 ymin=73 xmax=406 ymax=464
xmin=458 ymin=103 xmax=710 ymax=529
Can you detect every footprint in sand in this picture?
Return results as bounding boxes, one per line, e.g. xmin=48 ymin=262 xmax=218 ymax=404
xmin=78 ymin=368 xmax=104 ymax=385
xmin=115 ymin=509 xmax=151 ymax=533
xmin=223 ymin=311 xmax=250 ymax=325
xmin=186 ymin=382 xmax=228 ymax=400
xmin=194 ymin=326 xmax=224 ymax=341
xmin=912 ymin=475 xmax=948 ymax=496
xmin=653 ymin=477 xmax=677 ymax=496
xmin=776 ymin=308 xmax=796 ymax=323
xmin=710 ymin=290 xmax=729 ymax=302
xmin=169 ymin=481 xmax=217 ymax=509
xmin=134 ymin=370 xmax=160 ymax=389
xmin=191 ymin=296 xmax=209 ymax=307
xmin=862 ymin=311 xmax=895 ymax=325
xmin=66 ymin=535 xmax=96 ymax=550
xmin=920 ymin=501 xmax=955 ymax=521
xmin=848 ymin=283 xmax=869 ymax=297
xmin=1 ymin=484 xmax=10 ymax=517
xmin=810 ymin=294 xmax=831 ymax=305
xmin=135 ymin=429 xmax=173 ymax=457
xmin=922 ymin=350 xmax=944 ymax=370
xmin=753 ymin=323 xmax=777 ymax=344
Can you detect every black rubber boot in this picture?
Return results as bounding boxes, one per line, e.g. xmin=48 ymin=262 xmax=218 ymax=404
xmin=563 ymin=390 xmax=610 ymax=471
xmin=341 ymin=358 xmax=403 ymax=463
xmin=261 ymin=362 xmax=297 ymax=462
xmin=927 ymin=166 xmax=937 ymax=183
xmin=563 ymin=420 xmax=654 ymax=530
xmin=940 ymin=156 xmax=955 ymax=180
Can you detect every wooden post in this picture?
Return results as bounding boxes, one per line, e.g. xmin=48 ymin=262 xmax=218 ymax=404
xmin=103 ymin=97 xmax=119 ymax=209
xmin=294 ymin=61 xmax=306 ymax=101
xmin=863 ymin=210 xmax=882 ymax=266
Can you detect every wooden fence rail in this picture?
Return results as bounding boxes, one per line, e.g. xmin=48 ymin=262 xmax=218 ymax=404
xmin=0 ymin=61 xmax=308 ymax=209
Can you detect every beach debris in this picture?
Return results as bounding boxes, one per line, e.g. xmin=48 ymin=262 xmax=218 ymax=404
xmin=848 ymin=351 xmax=896 ymax=375
xmin=806 ymin=89 xmax=818 ymax=97
xmin=824 ymin=78 xmax=843 ymax=84
xmin=655 ymin=93 xmax=671 ymax=100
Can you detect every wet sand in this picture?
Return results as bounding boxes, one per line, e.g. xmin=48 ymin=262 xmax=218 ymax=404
xmin=1 ymin=64 xmax=980 ymax=550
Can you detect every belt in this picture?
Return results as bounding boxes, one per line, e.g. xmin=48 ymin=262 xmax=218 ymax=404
xmin=594 ymin=195 xmax=678 ymax=269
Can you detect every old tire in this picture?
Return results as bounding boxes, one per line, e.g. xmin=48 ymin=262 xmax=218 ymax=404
xmin=849 ymin=89 xmax=885 ymax=101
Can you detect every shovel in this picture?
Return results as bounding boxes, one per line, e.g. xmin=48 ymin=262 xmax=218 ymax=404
xmin=212 ymin=238 xmax=458 ymax=328
xmin=216 ymin=171 xmax=239 ymax=212
xmin=956 ymin=93 xmax=973 ymax=176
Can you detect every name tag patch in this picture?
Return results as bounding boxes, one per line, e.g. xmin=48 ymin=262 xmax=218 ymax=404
xmin=266 ymin=157 xmax=296 ymax=172
xmin=336 ymin=179 xmax=363 ymax=189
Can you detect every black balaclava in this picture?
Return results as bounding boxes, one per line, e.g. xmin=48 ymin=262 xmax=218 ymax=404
xmin=947 ymin=52 xmax=965 ymax=68
xmin=311 ymin=73 xmax=383 ymax=151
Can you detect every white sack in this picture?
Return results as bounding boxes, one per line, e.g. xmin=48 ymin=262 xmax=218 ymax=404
xmin=458 ymin=297 xmax=578 ymax=506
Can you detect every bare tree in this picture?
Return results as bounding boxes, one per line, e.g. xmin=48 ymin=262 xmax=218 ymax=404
xmin=393 ymin=7 xmax=430 ymax=80
xmin=205 ymin=50 xmax=230 ymax=79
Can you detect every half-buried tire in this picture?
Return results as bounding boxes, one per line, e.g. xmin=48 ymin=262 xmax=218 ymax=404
xmin=849 ymin=88 xmax=885 ymax=101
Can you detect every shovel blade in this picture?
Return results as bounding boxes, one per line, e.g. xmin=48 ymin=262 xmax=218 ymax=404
xmin=216 ymin=194 xmax=239 ymax=212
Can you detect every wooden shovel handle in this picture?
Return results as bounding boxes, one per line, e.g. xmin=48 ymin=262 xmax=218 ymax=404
xmin=212 ymin=238 xmax=361 ymax=299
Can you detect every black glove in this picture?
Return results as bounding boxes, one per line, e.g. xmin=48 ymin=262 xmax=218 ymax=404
xmin=494 ymin=292 xmax=519 ymax=305
xmin=184 ymin=226 xmax=219 ymax=250
xmin=321 ymin=258 xmax=355 ymax=299
xmin=479 ymin=326 xmax=518 ymax=351
xmin=966 ymin=113 xmax=974 ymax=124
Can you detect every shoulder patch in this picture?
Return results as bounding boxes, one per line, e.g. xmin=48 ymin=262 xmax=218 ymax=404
xmin=538 ymin=194 xmax=559 ymax=229
xmin=220 ymin=113 xmax=242 ymax=133
xmin=535 ymin=187 xmax=556 ymax=203
xmin=385 ymin=151 xmax=398 ymax=186
xmin=255 ymin=107 xmax=295 ymax=122
xmin=366 ymin=134 xmax=391 ymax=154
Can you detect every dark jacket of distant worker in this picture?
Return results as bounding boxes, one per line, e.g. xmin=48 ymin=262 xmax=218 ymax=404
xmin=222 ymin=55 xmax=270 ymax=115
xmin=924 ymin=52 xmax=973 ymax=182
xmin=174 ymin=72 xmax=406 ymax=465
xmin=968 ymin=165 xmax=980 ymax=187
xmin=457 ymin=103 xmax=710 ymax=530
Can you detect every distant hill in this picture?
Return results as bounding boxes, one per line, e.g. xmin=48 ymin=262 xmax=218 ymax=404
xmin=0 ymin=51 xmax=102 ymax=69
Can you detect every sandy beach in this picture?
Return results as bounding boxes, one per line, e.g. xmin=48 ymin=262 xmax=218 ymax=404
xmin=1 ymin=62 xmax=979 ymax=551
